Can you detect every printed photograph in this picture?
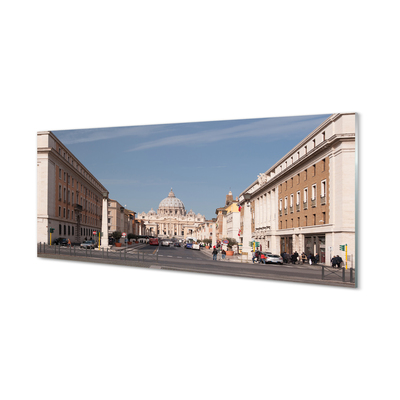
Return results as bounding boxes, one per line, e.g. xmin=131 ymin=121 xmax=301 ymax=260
xmin=37 ymin=112 xmax=357 ymax=287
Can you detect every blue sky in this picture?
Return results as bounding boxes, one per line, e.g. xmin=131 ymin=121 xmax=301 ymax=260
xmin=54 ymin=113 xmax=331 ymax=219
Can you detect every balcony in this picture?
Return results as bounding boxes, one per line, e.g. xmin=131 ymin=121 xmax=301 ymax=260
xmin=320 ymin=195 xmax=326 ymax=205
xmin=290 ymin=206 xmax=293 ymax=214
xmin=74 ymin=203 xmax=82 ymax=211
xmin=284 ymin=208 xmax=288 ymax=215
xmin=311 ymin=198 xmax=316 ymax=208
xmin=303 ymin=201 xmax=308 ymax=210
xmin=296 ymin=204 xmax=300 ymax=212
xmin=279 ymin=209 xmax=282 ymax=217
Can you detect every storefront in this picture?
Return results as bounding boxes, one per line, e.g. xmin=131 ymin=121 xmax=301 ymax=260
xmin=304 ymin=235 xmax=326 ymax=263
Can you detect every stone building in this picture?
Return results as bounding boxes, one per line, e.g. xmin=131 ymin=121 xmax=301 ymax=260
xmin=37 ymin=131 xmax=109 ymax=245
xmin=238 ymin=113 xmax=356 ymax=266
xmin=138 ymin=189 xmax=206 ymax=239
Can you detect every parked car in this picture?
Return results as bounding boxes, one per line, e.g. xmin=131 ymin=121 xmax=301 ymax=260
xmin=174 ymin=242 xmax=180 ymax=247
xmin=192 ymin=243 xmax=200 ymax=250
xmin=161 ymin=240 xmax=170 ymax=247
xmin=185 ymin=243 xmax=193 ymax=249
xmin=80 ymin=240 xmax=97 ymax=249
xmin=108 ymin=237 xmax=116 ymax=245
xmin=265 ymin=254 xmax=283 ymax=265
xmin=53 ymin=238 xmax=68 ymax=246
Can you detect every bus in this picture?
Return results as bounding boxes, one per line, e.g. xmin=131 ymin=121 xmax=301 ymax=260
xmin=149 ymin=237 xmax=159 ymax=246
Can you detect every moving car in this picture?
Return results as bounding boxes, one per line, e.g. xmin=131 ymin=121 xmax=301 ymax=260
xmin=174 ymin=242 xmax=180 ymax=247
xmin=185 ymin=243 xmax=193 ymax=249
xmin=80 ymin=240 xmax=97 ymax=249
xmin=192 ymin=243 xmax=200 ymax=250
xmin=149 ymin=238 xmax=159 ymax=246
xmin=161 ymin=240 xmax=170 ymax=247
xmin=264 ymin=254 xmax=283 ymax=265
xmin=53 ymin=237 xmax=68 ymax=246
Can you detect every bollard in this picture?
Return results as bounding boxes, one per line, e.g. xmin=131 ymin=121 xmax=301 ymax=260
xmin=342 ymin=267 xmax=345 ymax=282
xmin=138 ymin=251 xmax=139 ymax=261
xmin=124 ymin=248 xmax=126 ymax=261
xmin=39 ymin=242 xmax=41 ymax=253
xmin=143 ymin=251 xmax=144 ymax=261
xmin=350 ymin=268 xmax=354 ymax=283
xmin=70 ymin=246 xmax=71 ymax=256
xmin=55 ymin=243 xmax=57 ymax=254
xmin=74 ymin=246 xmax=76 ymax=256
xmin=107 ymin=248 xmax=108 ymax=258
xmin=43 ymin=243 xmax=45 ymax=253
xmin=322 ymin=265 xmax=325 ymax=280
xmin=86 ymin=247 xmax=87 ymax=257
xmin=90 ymin=247 xmax=92 ymax=258
xmin=120 ymin=249 xmax=122 ymax=260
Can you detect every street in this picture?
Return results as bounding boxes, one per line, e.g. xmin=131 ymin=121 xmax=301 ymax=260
xmin=37 ymin=243 xmax=356 ymax=287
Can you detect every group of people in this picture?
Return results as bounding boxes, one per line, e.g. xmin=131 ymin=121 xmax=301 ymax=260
xmin=331 ymin=255 xmax=343 ymax=268
xmin=212 ymin=246 xmax=226 ymax=261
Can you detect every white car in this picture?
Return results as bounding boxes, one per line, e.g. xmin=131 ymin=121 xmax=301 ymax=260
xmin=161 ymin=240 xmax=170 ymax=247
xmin=192 ymin=243 xmax=200 ymax=250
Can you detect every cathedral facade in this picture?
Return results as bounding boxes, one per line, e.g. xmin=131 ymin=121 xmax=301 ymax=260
xmin=138 ymin=189 xmax=206 ymax=239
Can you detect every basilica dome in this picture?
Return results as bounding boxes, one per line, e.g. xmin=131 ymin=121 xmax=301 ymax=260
xmin=158 ymin=188 xmax=185 ymax=212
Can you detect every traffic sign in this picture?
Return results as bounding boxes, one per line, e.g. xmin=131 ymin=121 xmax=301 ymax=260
xmin=122 ymin=232 xmax=126 ymax=237
xmin=339 ymin=244 xmax=345 ymax=251
xmin=223 ymin=240 xmax=229 ymax=244
xmin=93 ymin=231 xmax=97 ymax=235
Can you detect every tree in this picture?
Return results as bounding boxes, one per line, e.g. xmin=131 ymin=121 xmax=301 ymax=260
xmin=112 ymin=231 xmax=122 ymax=242
xmin=226 ymin=237 xmax=237 ymax=249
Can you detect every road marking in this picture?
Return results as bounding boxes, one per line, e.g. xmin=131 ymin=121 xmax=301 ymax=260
xmin=187 ymin=257 xmax=192 ymax=259
xmin=177 ymin=257 xmax=182 ymax=258
xmin=167 ymin=256 xmax=172 ymax=258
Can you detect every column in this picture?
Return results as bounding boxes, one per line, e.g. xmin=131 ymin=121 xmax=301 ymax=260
xmin=101 ymin=193 xmax=109 ymax=248
xmin=242 ymin=201 xmax=252 ymax=260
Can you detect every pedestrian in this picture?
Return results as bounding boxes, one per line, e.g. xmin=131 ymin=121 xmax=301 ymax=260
xmin=337 ymin=255 xmax=343 ymax=268
xmin=252 ymin=250 xmax=256 ymax=264
xmin=67 ymin=238 xmax=71 ymax=247
xmin=221 ymin=249 xmax=226 ymax=260
xmin=331 ymin=255 xmax=337 ymax=268
xmin=260 ymin=252 xmax=266 ymax=264
xmin=301 ymin=252 xmax=307 ymax=264
xmin=212 ymin=247 xmax=218 ymax=261
xmin=314 ymin=253 xmax=319 ymax=264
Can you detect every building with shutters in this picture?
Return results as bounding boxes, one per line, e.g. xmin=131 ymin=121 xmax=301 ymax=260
xmin=238 ymin=113 xmax=356 ymax=266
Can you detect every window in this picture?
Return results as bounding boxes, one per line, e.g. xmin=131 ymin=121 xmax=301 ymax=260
xmin=64 ymin=225 xmax=66 ymax=235
xmin=59 ymin=168 xmax=61 ymax=179
xmin=58 ymin=185 xmax=62 ymax=200
xmin=313 ymin=164 xmax=316 ymax=176
xmin=322 ymin=212 xmax=326 ymax=224
xmin=304 ymin=145 xmax=307 ymax=155
xmin=303 ymin=188 xmax=308 ymax=209
xmin=59 ymin=224 xmax=62 ymax=234
xmin=297 ymin=173 xmax=300 ymax=184
xmin=312 ymin=184 xmax=317 ymax=200
xmin=296 ymin=191 xmax=300 ymax=208
xmin=291 ymin=177 xmax=293 ymax=187
xmin=312 ymin=139 xmax=316 ymax=148
xmin=64 ymin=172 xmax=66 ymax=182
xmin=322 ymin=131 xmax=325 ymax=141
xmin=63 ymin=188 xmax=66 ymax=202
xmin=297 ymin=151 xmax=300 ymax=160
xmin=58 ymin=206 xmax=61 ymax=217
xmin=313 ymin=214 xmax=316 ymax=225
xmin=322 ymin=159 xmax=326 ymax=172
xmin=63 ymin=208 xmax=66 ymax=218
xmin=321 ymin=180 xmax=326 ymax=197
xmin=304 ymin=169 xmax=307 ymax=181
